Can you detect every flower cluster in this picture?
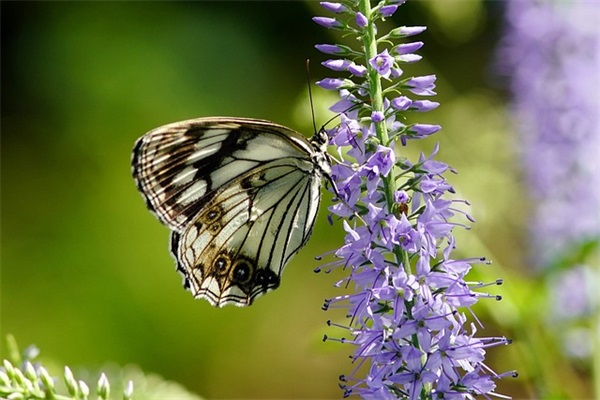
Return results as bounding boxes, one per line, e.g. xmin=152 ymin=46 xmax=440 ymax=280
xmin=498 ymin=0 xmax=600 ymax=269
xmin=498 ymin=0 xmax=599 ymax=361
xmin=313 ymin=1 xmax=513 ymax=398
xmin=0 ymin=335 xmax=134 ymax=400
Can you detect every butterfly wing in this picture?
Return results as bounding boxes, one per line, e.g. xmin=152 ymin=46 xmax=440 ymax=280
xmin=132 ymin=117 xmax=326 ymax=307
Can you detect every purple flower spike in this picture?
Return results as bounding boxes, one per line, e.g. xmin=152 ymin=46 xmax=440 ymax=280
xmin=369 ymin=49 xmax=395 ymax=79
xmin=313 ymin=16 xmax=342 ymax=29
xmin=314 ymin=0 xmax=512 ymax=397
xmin=499 ymin=0 xmax=599 ymax=362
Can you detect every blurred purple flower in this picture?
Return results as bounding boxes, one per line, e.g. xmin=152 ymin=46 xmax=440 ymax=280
xmin=499 ymin=0 xmax=600 ymax=267
xmin=498 ymin=0 xmax=599 ymax=363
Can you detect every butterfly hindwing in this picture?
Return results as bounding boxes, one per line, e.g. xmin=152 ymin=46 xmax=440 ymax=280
xmin=132 ymin=117 xmax=329 ymax=307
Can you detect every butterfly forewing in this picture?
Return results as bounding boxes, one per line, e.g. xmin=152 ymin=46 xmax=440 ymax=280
xmin=132 ymin=117 xmax=329 ymax=307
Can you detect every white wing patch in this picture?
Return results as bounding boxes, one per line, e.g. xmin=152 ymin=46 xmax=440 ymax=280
xmin=186 ymin=142 xmax=222 ymax=164
xmin=177 ymin=180 xmax=208 ymax=206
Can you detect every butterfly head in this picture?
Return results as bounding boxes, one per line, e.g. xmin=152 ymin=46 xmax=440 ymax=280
xmin=310 ymin=128 xmax=332 ymax=177
xmin=311 ymin=127 xmax=330 ymax=152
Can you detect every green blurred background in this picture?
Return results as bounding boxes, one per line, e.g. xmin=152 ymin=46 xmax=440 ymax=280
xmin=1 ymin=1 xmax=596 ymax=399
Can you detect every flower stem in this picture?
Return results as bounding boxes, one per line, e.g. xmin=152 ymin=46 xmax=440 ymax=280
xmin=358 ymin=1 xmax=428 ymax=396
xmin=359 ymin=0 xmax=412 ymax=278
xmin=358 ymin=0 xmax=396 ymax=213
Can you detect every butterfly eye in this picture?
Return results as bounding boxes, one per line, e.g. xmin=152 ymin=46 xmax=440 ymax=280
xmin=214 ymin=255 xmax=231 ymax=276
xmin=254 ymin=269 xmax=280 ymax=288
xmin=207 ymin=209 xmax=220 ymax=221
xmin=203 ymin=207 xmax=224 ymax=234
xmin=232 ymin=261 xmax=253 ymax=284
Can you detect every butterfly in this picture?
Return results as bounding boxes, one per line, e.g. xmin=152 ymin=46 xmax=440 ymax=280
xmin=132 ymin=117 xmax=332 ymax=307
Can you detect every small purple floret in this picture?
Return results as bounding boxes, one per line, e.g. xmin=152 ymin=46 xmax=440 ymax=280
xmin=315 ymin=44 xmax=343 ymax=54
xmin=316 ymin=78 xmax=346 ymax=90
xmin=371 ymin=111 xmax=385 ymax=123
xmin=369 ymin=49 xmax=395 ymax=79
xmin=396 ymin=41 xmax=424 ymax=54
xmin=322 ymin=59 xmax=350 ymax=71
xmin=380 ymin=5 xmax=398 ymax=17
xmin=405 ymin=74 xmax=437 ymax=96
xmin=319 ymin=2 xmax=347 ymax=13
xmin=313 ymin=16 xmax=342 ymax=29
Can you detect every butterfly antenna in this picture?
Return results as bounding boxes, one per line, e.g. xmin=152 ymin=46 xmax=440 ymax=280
xmin=305 ymin=64 xmax=371 ymax=232
xmin=319 ymin=101 xmax=365 ymax=131
xmin=306 ymin=59 xmax=318 ymax=136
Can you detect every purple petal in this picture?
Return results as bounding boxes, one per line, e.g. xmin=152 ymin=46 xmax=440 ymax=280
xmin=397 ymin=26 xmax=427 ymax=37
xmin=392 ymin=96 xmax=412 ymax=111
xmin=396 ymin=41 xmax=424 ymax=54
xmin=390 ymin=67 xmax=404 ymax=79
xmin=369 ymin=49 xmax=395 ymax=78
xmin=322 ymin=59 xmax=351 ymax=71
xmin=397 ymin=54 xmax=422 ymax=63
xmin=410 ymin=123 xmax=441 ymax=136
xmin=316 ymin=78 xmax=346 ymax=90
xmin=411 ymin=100 xmax=440 ymax=112
xmin=371 ymin=111 xmax=385 ymax=122
xmin=405 ymin=74 xmax=437 ymax=96
xmin=348 ymin=63 xmax=367 ymax=77
xmin=319 ymin=2 xmax=347 ymax=13
xmin=355 ymin=12 xmax=368 ymax=28
xmin=313 ymin=16 xmax=342 ymax=29
xmin=380 ymin=5 xmax=398 ymax=18
xmin=315 ymin=44 xmax=343 ymax=55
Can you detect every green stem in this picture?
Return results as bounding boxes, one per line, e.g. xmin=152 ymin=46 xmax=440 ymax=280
xmin=358 ymin=1 xmax=412 ymax=274
xmin=357 ymin=1 xmax=430 ymax=398
xmin=358 ymin=0 xmax=395 ymax=212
